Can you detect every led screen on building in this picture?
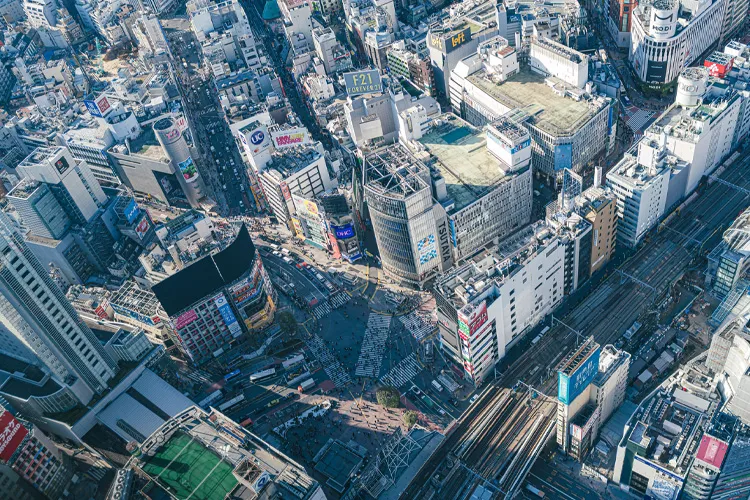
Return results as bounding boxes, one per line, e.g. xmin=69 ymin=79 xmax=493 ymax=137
xmin=558 ymin=346 xmax=600 ymax=405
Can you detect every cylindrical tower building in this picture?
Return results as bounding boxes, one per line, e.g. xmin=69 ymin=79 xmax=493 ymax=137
xmin=153 ymin=117 xmax=203 ymax=208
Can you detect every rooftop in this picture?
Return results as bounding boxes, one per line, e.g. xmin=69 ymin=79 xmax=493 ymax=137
xmin=467 ymin=67 xmax=605 ymax=135
xmin=152 ymin=224 xmax=257 ymax=316
xmin=364 ymin=144 xmax=431 ymax=199
xmin=265 ymin=144 xmax=323 ymax=179
xmin=110 ymin=128 xmax=167 ymax=161
xmin=6 ymin=178 xmax=43 ymax=200
xmin=621 ymin=361 xmax=721 ymax=476
xmin=134 ymin=406 xmax=320 ymax=500
xmin=416 ymin=115 xmax=512 ymax=213
xmin=434 ymin=224 xmax=562 ymax=308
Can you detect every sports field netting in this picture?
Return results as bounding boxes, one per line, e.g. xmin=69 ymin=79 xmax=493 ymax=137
xmin=141 ymin=432 xmax=238 ymax=500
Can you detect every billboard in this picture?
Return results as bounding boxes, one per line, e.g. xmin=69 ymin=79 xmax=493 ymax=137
xmin=178 ymin=156 xmax=199 ymax=183
xmin=124 ymin=199 xmax=140 ymax=224
xmin=174 ymin=309 xmax=198 ymax=329
xmin=96 ymin=95 xmax=111 ymax=115
xmin=292 ymin=194 xmax=320 ymax=219
xmin=554 ymin=144 xmax=573 ymax=171
xmin=428 ymin=27 xmax=471 ymax=54
xmin=229 ymin=261 xmax=264 ymax=310
xmin=704 ymin=59 xmax=732 ymax=78
xmin=331 ymin=223 xmax=355 ymax=240
xmin=646 ymin=60 xmax=668 ymax=83
xmin=279 ymin=182 xmax=292 ymax=201
xmin=0 ymin=409 xmax=28 ymax=462
xmin=214 ymin=294 xmax=241 ymax=337
xmin=134 ymin=215 xmax=150 ymax=240
xmin=111 ymin=303 xmax=159 ymax=327
xmin=271 ymin=128 xmax=309 ymax=149
xmin=558 ymin=347 xmax=600 ymax=405
xmin=458 ymin=302 xmax=488 ymax=339
xmin=84 ymin=99 xmax=103 ymax=118
xmin=343 ymin=70 xmax=383 ymax=96
xmin=239 ymin=125 xmax=271 ymax=155
xmin=417 ymin=234 xmax=438 ymax=266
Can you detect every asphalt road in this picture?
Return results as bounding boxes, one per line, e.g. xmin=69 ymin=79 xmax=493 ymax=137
xmin=163 ymin=19 xmax=254 ymax=215
xmin=399 ymin=150 xmax=750 ymax=498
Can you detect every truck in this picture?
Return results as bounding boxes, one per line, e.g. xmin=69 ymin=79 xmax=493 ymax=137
xmin=240 ymin=417 xmax=253 ymax=428
xmin=298 ymin=378 xmax=315 ymax=392
xmin=431 ymin=380 xmax=443 ymax=392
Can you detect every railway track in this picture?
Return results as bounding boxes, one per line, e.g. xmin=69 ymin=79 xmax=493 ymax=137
xmin=399 ymin=155 xmax=750 ymax=499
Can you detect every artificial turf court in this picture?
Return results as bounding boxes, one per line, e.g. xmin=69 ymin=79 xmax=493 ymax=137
xmin=141 ymin=432 xmax=238 ymax=500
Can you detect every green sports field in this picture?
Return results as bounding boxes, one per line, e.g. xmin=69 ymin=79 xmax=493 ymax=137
xmin=141 ymin=432 xmax=238 ymax=500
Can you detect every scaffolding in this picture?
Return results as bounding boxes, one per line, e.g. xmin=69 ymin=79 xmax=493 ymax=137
xmin=357 ymin=428 xmax=424 ymax=498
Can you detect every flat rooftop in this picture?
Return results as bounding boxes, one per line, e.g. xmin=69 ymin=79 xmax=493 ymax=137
xmin=418 ymin=116 xmax=508 ymax=213
xmin=467 ymin=67 xmax=602 ymax=135
xmin=135 ymin=406 xmax=320 ymax=499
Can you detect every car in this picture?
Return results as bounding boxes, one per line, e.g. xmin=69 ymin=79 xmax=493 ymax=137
xmin=272 ymin=251 xmax=281 ymax=256
xmin=469 ymin=394 xmax=480 ymax=404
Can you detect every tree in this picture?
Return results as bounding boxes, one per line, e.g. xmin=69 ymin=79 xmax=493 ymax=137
xmin=278 ymin=311 xmax=298 ymax=336
xmin=376 ymin=386 xmax=401 ymax=408
xmin=403 ymin=410 xmax=418 ymax=428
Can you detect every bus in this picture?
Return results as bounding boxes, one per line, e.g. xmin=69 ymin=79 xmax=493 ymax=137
xmin=198 ymin=390 xmax=222 ymax=409
xmin=249 ymin=368 xmax=276 ymax=383
xmin=224 ymin=369 xmax=242 ymax=382
xmin=218 ymin=394 xmax=245 ymax=412
xmin=525 ymin=484 xmax=545 ymax=498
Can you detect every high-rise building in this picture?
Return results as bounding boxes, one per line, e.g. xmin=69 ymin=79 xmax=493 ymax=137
xmin=434 ymin=225 xmax=568 ymax=385
xmin=16 ymin=146 xmax=107 ymax=225
xmin=0 ymin=213 xmax=117 ymax=403
xmin=0 ymin=403 xmax=74 ymax=499
xmin=629 ymin=0 xmax=726 ymax=86
xmin=6 ymin=179 xmax=71 ymax=240
xmin=152 ymin=225 xmax=276 ymax=363
xmin=450 ymin=37 xmax=614 ymax=177
xmin=556 ymin=341 xmax=630 ymax=461
xmin=153 ymin=118 xmax=203 ymax=208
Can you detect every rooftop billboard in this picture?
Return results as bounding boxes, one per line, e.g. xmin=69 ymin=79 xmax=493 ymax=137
xmin=558 ymin=346 xmax=600 ymax=405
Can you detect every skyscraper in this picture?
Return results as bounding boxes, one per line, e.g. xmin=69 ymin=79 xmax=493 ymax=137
xmin=0 ymin=213 xmax=117 ymax=403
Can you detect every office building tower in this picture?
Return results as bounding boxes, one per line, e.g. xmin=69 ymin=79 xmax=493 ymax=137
xmin=0 ymin=213 xmax=117 ymax=403
xmin=153 ymin=118 xmax=203 ymax=208
xmin=6 ymin=179 xmax=71 ymax=240
xmin=16 ymin=146 xmax=107 ymax=225
xmin=434 ymin=225 xmax=567 ymax=385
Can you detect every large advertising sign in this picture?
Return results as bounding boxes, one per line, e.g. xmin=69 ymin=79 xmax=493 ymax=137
xmin=279 ymin=182 xmax=292 ymax=201
xmin=0 ymin=409 xmax=27 ymax=462
xmin=96 ymin=95 xmax=111 ymax=115
xmin=229 ymin=262 xmax=264 ymax=310
xmin=174 ymin=309 xmax=198 ymax=329
xmin=343 ymin=70 xmax=383 ymax=96
xmin=428 ymin=27 xmax=471 ymax=54
xmin=271 ymin=128 xmax=309 ymax=149
xmin=178 ymin=156 xmax=199 ymax=183
xmin=417 ymin=234 xmax=438 ymax=266
xmin=84 ymin=99 xmax=103 ymax=118
xmin=239 ymin=125 xmax=271 ymax=155
xmin=558 ymin=347 xmax=601 ymax=405
xmin=705 ymin=59 xmax=732 ymax=78
xmin=111 ymin=303 xmax=159 ymax=327
xmin=331 ymin=223 xmax=355 ymax=240
xmin=458 ymin=302 xmax=488 ymax=340
xmin=214 ymin=294 xmax=241 ymax=337
xmin=124 ymin=199 xmax=140 ymax=224
xmin=646 ymin=60 xmax=668 ymax=83
xmin=292 ymin=194 xmax=320 ymax=219
xmin=134 ymin=215 xmax=150 ymax=240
